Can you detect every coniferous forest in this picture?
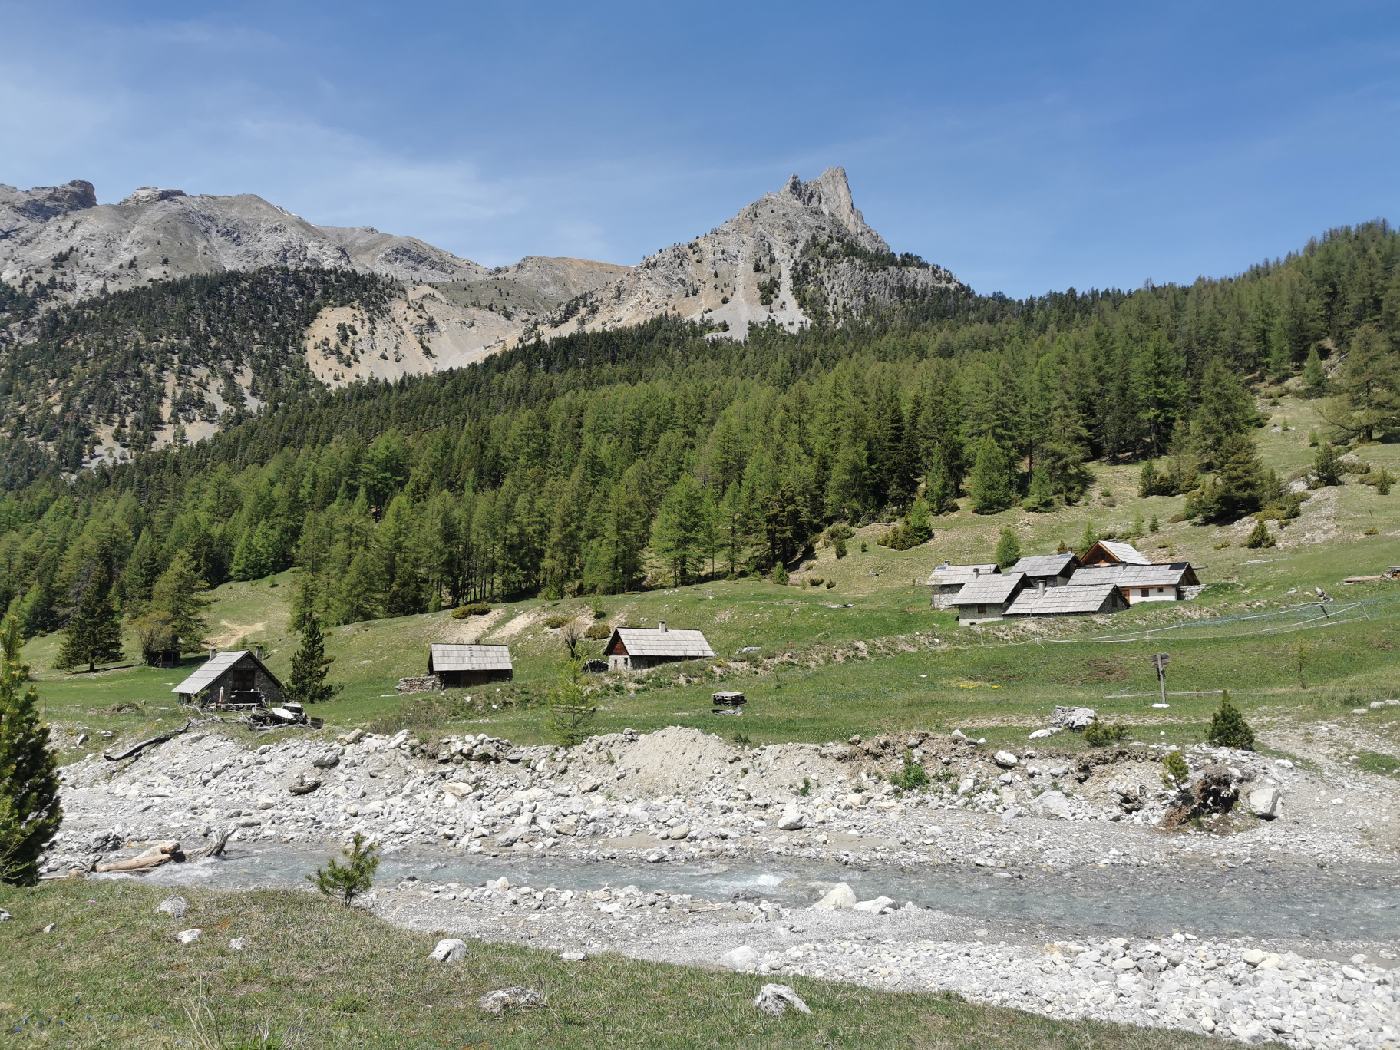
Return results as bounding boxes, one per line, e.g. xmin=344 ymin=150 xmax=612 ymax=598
xmin=1 ymin=222 xmax=1398 ymax=656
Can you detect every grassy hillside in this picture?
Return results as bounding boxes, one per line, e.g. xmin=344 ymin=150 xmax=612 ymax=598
xmin=27 ymin=396 xmax=1400 ymax=760
xmin=0 ymin=880 xmax=1229 ymax=1050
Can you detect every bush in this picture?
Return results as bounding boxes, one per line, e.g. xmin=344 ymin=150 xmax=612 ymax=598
xmin=1206 ymin=691 xmax=1255 ymax=750
xmin=825 ymin=580 xmax=836 ymax=589
xmin=1084 ymin=719 xmax=1129 ymax=747
xmin=1244 ymin=519 xmax=1276 ymax=549
xmin=1161 ymin=750 xmax=1190 ymax=791
xmin=543 ymin=614 xmax=571 ymax=630
xmin=546 ymin=663 xmax=596 ymax=748
xmin=592 ymin=608 xmax=608 ymax=620
xmin=308 ymin=832 xmax=379 ymax=906
xmin=772 ymin=564 xmax=789 ymax=585
xmin=890 ymin=751 xmax=930 ymax=792
xmin=452 ymin=603 xmax=491 ymax=619
xmin=807 ymin=577 xmax=824 ymax=587
xmin=584 ymin=622 xmax=611 ymax=640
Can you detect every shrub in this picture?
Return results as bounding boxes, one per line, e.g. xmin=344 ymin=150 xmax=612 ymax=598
xmin=1244 ymin=519 xmax=1275 ymax=549
xmin=1084 ymin=719 xmax=1129 ymax=747
xmin=592 ymin=608 xmax=608 ymax=620
xmin=584 ymin=622 xmax=611 ymax=640
xmin=1161 ymin=750 xmax=1190 ymax=791
xmin=807 ymin=577 xmax=824 ymax=587
xmin=890 ymin=751 xmax=930 ymax=792
xmin=452 ymin=603 xmax=491 ymax=619
xmin=772 ymin=564 xmax=789 ymax=585
xmin=543 ymin=614 xmax=571 ymax=630
xmin=308 ymin=832 xmax=379 ymax=906
xmin=545 ymin=663 xmax=596 ymax=748
xmin=1206 ymin=691 xmax=1255 ymax=750
xmin=825 ymin=580 xmax=836 ymax=589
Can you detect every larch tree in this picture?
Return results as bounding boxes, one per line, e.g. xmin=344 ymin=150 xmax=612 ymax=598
xmin=286 ymin=613 xmax=340 ymax=707
xmin=0 ymin=613 xmax=62 ymax=886
xmin=57 ymin=560 xmax=123 ymax=673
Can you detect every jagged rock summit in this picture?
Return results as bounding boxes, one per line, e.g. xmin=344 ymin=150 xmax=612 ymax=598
xmin=0 ymin=167 xmax=963 ymax=461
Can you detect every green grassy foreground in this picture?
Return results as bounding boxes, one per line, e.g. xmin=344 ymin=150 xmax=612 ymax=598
xmin=24 ymin=395 xmax=1400 ymax=757
xmin=0 ymin=880 xmax=1231 ymax=1050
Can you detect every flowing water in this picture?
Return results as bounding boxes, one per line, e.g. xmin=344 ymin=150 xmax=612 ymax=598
xmin=100 ymin=842 xmax=1400 ymax=944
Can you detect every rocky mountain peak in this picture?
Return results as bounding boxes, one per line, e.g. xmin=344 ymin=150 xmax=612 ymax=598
xmin=780 ymin=166 xmax=885 ymax=250
xmin=0 ymin=179 xmax=98 ymax=224
xmin=120 ymin=187 xmax=189 ymax=207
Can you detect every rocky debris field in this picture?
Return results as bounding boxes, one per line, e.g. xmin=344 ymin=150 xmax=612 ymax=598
xmin=54 ymin=720 xmax=1400 ymax=1047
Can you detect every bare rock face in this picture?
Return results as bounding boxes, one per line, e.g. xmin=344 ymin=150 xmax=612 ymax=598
xmin=0 ymin=179 xmax=97 ymax=225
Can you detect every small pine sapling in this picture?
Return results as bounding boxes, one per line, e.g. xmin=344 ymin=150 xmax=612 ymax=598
xmin=1206 ymin=691 xmax=1255 ymax=751
xmin=308 ymin=832 xmax=379 ymax=906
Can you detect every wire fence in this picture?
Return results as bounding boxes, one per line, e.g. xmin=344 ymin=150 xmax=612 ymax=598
xmin=1057 ymin=592 xmax=1400 ymax=646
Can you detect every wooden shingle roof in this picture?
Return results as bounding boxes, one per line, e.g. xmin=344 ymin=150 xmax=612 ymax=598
xmin=429 ymin=643 xmax=513 ymax=672
xmin=1009 ymin=552 xmax=1079 ymax=578
xmin=1083 ymin=540 xmax=1151 ymax=565
xmin=1069 ymin=563 xmax=1197 ymax=588
xmin=1005 ymin=583 xmax=1124 ymax=616
xmin=610 ymin=627 xmax=715 ymax=659
xmin=927 ymin=563 xmax=998 ymax=587
xmin=949 ymin=572 xmax=1025 ymax=606
xmin=173 ymin=650 xmax=282 ymax=695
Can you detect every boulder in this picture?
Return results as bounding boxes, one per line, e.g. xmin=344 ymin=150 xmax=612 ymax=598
xmin=477 ymin=986 xmax=545 ymax=1015
xmin=812 ymin=883 xmax=857 ymax=910
xmin=852 ymin=895 xmax=895 ymax=914
xmin=156 ymin=895 xmax=189 ymax=919
xmin=1028 ymin=728 xmax=1058 ymax=740
xmin=722 ymin=945 xmax=760 ymax=971
xmin=753 ymin=983 xmax=811 ymax=1016
xmin=176 ymin=928 xmax=203 ymax=944
xmin=1030 ymin=790 xmax=1072 ymax=819
xmin=0 ymin=909 xmax=10 ymax=922
xmin=430 ymin=938 xmax=468 ymax=963
xmin=1248 ymin=786 xmax=1281 ymax=820
xmin=1051 ymin=706 xmax=1097 ymax=731
xmin=994 ymin=750 xmax=1018 ymax=769
xmin=775 ymin=806 xmax=805 ymax=831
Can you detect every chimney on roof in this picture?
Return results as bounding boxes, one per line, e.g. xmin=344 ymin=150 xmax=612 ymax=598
xmin=255 ymin=645 xmax=264 ymax=660
xmin=208 ymin=647 xmax=216 ymax=661
xmin=658 ymin=621 xmax=668 ymax=632
xmin=1036 ymin=580 xmax=1046 ymax=594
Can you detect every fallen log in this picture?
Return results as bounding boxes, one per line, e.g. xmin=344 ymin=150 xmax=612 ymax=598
xmin=94 ymin=840 xmax=184 ymax=873
xmin=192 ymin=828 xmax=232 ymax=859
xmin=103 ymin=720 xmax=194 ymax=762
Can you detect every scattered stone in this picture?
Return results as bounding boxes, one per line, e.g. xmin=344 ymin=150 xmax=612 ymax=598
xmin=1030 ymin=790 xmax=1072 ymax=819
xmin=228 ymin=937 xmax=247 ymax=952
xmin=430 ymin=938 xmax=468 ymax=963
xmin=42 ymin=923 xmax=55 ymax=933
xmin=722 ymin=945 xmax=760 ymax=971
xmin=853 ymin=895 xmax=896 ymax=914
xmin=560 ymin=950 xmax=587 ymax=962
xmin=994 ymin=750 xmax=1019 ymax=769
xmin=176 ymin=928 xmax=202 ymax=944
xmin=156 ymin=895 xmax=189 ymax=919
xmin=288 ymin=776 xmax=322 ymax=796
xmin=477 ymin=986 xmax=545 ymax=1016
xmin=753 ymin=983 xmax=811 ymax=1016
xmin=0 ymin=909 xmax=12 ymax=922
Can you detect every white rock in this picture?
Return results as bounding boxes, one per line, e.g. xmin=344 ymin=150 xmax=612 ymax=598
xmin=1242 ymin=948 xmax=1266 ymax=966
xmin=775 ymin=807 xmax=805 ymax=831
xmin=156 ymin=895 xmax=189 ymax=919
xmin=228 ymin=938 xmax=247 ymax=952
xmin=176 ymin=928 xmax=202 ymax=944
xmin=753 ymin=983 xmax=811 ymax=1016
xmin=431 ymin=938 xmax=468 ymax=963
xmin=994 ymin=750 xmax=1018 ymax=769
xmin=1030 ymin=790 xmax=1072 ymax=819
xmin=812 ymin=883 xmax=857 ymax=910
xmin=559 ymin=950 xmax=587 ymax=962
xmin=0 ymin=909 xmax=10 ymax=922
xmin=853 ymin=895 xmax=896 ymax=914
xmin=1028 ymin=728 xmax=1057 ymax=740
xmin=478 ymin=986 xmax=545 ymax=1015
xmin=722 ymin=945 xmax=760 ymax=971
xmin=1248 ymin=786 xmax=1281 ymax=819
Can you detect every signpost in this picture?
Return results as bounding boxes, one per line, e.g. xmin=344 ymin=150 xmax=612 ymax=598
xmin=1152 ymin=653 xmax=1170 ymax=706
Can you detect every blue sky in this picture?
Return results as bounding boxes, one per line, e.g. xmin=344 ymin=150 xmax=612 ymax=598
xmin=4 ymin=1 xmax=1397 ymax=296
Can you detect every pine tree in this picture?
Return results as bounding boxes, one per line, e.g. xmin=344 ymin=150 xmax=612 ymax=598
xmin=966 ymin=437 xmax=1017 ymax=514
xmin=1188 ymin=431 xmax=1266 ymax=524
xmin=57 ymin=562 xmax=123 ymax=673
xmin=0 ymin=613 xmax=62 ymax=885
xmin=1336 ymin=323 xmax=1400 ymax=442
xmin=286 ymin=614 xmax=340 ymax=707
xmin=1312 ymin=442 xmax=1343 ymax=487
xmin=1206 ymin=691 xmax=1256 ymax=751
xmin=142 ymin=552 xmax=208 ymax=661
xmin=994 ymin=528 xmax=1021 ymax=570
xmin=1301 ymin=347 xmax=1327 ymax=398
xmin=1191 ymin=359 xmax=1258 ymax=472
xmin=308 ymin=832 xmax=379 ymax=906
xmin=651 ymin=474 xmax=707 ymax=586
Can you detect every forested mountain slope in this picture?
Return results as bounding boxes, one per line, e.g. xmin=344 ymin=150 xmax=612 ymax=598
xmin=1 ymin=223 xmax=1396 ymax=650
xmin=0 ymin=170 xmax=957 ymax=468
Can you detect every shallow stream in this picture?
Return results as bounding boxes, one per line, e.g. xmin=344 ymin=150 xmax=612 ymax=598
xmin=100 ymin=842 xmax=1400 ymax=944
